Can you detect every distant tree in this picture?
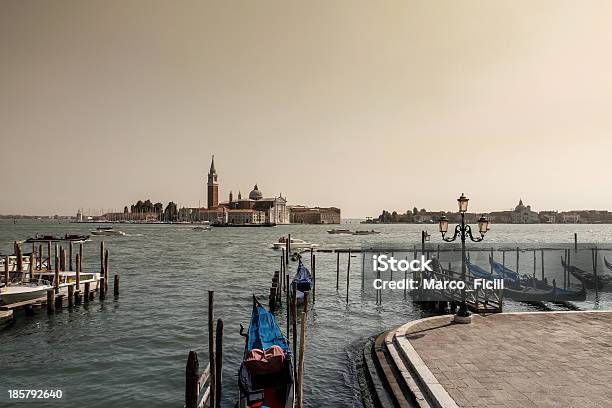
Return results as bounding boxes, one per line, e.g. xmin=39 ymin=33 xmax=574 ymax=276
xmin=123 ymin=206 xmax=128 ymax=214
xmin=143 ymin=199 xmax=153 ymax=212
xmin=413 ymin=207 xmax=418 ymax=215
xmin=154 ymin=202 xmax=163 ymax=213
xmin=420 ymin=208 xmax=426 ymax=214
xmin=391 ymin=211 xmax=399 ymax=222
xmin=164 ymin=202 xmax=178 ymax=222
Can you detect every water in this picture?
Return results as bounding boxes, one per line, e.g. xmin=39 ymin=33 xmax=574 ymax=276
xmin=1 ymin=221 xmax=611 ymax=407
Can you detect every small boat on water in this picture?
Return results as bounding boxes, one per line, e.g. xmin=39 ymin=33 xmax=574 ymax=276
xmin=272 ymin=238 xmax=317 ymax=250
xmin=192 ymin=225 xmax=211 ymax=231
xmin=327 ymin=229 xmax=352 ymax=234
xmin=238 ymin=296 xmax=294 ymax=408
xmin=561 ymin=258 xmax=612 ymax=290
xmin=290 ymin=261 xmax=313 ymax=303
xmin=90 ymin=227 xmax=126 ymax=236
xmin=32 ymin=271 xmax=100 ymax=293
xmin=63 ymin=234 xmax=90 ymax=242
xmin=351 ymin=230 xmax=380 ymax=235
xmin=25 ymin=234 xmax=90 ymax=243
xmin=0 ymin=280 xmax=53 ymax=305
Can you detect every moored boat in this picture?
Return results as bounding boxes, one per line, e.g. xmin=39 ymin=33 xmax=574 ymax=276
xmin=290 ymin=261 xmax=313 ymax=304
xmin=561 ymin=258 xmax=612 ymax=290
xmin=604 ymin=257 xmax=612 ymax=273
xmin=32 ymin=271 xmax=100 ymax=293
xmin=469 ymin=258 xmax=587 ymax=301
xmin=0 ymin=280 xmax=53 ymax=305
xmin=90 ymin=227 xmax=126 ymax=236
xmin=238 ymin=296 xmax=294 ymax=408
xmin=25 ymin=234 xmax=90 ymax=243
xmin=272 ymin=238 xmax=317 ymax=250
xmin=351 ymin=230 xmax=380 ymax=235
xmin=326 ymin=229 xmax=352 ymax=234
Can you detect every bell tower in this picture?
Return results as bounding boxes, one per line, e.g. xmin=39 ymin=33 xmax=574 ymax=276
xmin=207 ymin=155 xmax=219 ymax=208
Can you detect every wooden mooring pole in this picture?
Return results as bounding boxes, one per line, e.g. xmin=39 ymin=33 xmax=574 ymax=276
xmin=75 ymin=254 xmax=82 ymax=304
xmin=104 ymin=249 xmax=109 ymax=292
xmin=541 ymin=249 xmax=545 ymax=281
xmin=291 ymin=285 xmax=298 ymax=382
xmin=46 ymin=288 xmax=55 ymax=314
xmin=69 ymin=242 xmax=73 ymax=271
xmin=286 ymin=274 xmax=290 ymax=338
xmin=113 ymin=274 xmax=120 ymax=296
xmin=296 ymin=291 xmax=309 ymax=408
xmin=208 ymin=291 xmax=216 ymax=408
xmin=100 ymin=241 xmax=105 ymax=277
xmin=312 ymin=253 xmax=316 ymax=304
xmin=574 ymin=233 xmax=578 ymax=251
xmin=185 ymin=351 xmax=199 ymax=408
xmin=79 ymin=243 xmax=83 ymax=275
xmin=214 ymin=318 xmax=223 ymax=408
xmin=47 ymin=241 xmax=51 ymax=270
xmin=3 ymin=255 xmax=9 ymax=285
xmin=346 ymin=249 xmax=351 ymax=304
xmin=68 ymin=283 xmax=75 ymax=307
xmin=336 ymin=252 xmax=340 ymax=291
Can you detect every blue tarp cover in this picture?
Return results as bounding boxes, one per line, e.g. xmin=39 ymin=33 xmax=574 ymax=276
xmin=247 ymin=304 xmax=290 ymax=354
xmin=292 ymin=261 xmax=312 ymax=286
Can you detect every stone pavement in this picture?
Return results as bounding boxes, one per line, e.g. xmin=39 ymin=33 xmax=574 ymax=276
xmin=400 ymin=311 xmax=612 ymax=408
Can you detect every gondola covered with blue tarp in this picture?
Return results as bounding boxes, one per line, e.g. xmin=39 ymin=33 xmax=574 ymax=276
xmin=290 ymin=261 xmax=312 ymax=294
xmin=238 ymin=296 xmax=294 ymax=408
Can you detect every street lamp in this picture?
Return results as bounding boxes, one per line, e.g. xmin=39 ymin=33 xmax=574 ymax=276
xmin=438 ymin=193 xmax=489 ymax=323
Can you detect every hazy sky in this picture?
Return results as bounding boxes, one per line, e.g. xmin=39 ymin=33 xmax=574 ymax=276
xmin=2 ymin=1 xmax=612 ymax=218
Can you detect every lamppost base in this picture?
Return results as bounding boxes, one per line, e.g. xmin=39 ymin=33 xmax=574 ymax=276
xmin=453 ymin=314 xmax=472 ymax=324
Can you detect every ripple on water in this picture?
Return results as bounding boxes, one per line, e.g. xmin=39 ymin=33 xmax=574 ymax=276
xmin=1 ymin=221 xmax=611 ymax=407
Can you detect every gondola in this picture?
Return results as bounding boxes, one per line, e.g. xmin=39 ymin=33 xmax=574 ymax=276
xmin=466 ymin=258 xmax=521 ymax=289
xmin=469 ymin=259 xmax=586 ymax=301
xmin=561 ymin=258 xmax=612 ymax=290
xmin=604 ymin=257 xmax=612 ymax=273
xmin=238 ymin=296 xmax=295 ymax=408
xmin=290 ymin=261 xmax=312 ymax=304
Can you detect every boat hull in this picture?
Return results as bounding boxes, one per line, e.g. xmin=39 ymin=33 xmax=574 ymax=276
xmin=0 ymin=285 xmax=51 ymax=305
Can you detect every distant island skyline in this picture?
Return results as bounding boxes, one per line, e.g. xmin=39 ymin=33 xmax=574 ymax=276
xmin=4 ymin=197 xmax=612 ymax=223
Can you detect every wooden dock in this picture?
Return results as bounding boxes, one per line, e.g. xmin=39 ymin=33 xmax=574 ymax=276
xmin=0 ymin=240 xmax=119 ymax=327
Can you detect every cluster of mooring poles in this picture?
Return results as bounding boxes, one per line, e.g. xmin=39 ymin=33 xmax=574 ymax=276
xmin=1 ymin=240 xmax=119 ymax=320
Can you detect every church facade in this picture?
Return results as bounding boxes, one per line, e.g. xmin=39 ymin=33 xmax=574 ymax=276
xmin=196 ymin=156 xmax=289 ymax=225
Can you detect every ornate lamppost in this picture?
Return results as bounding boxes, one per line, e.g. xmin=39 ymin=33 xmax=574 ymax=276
xmin=438 ymin=193 xmax=489 ymax=323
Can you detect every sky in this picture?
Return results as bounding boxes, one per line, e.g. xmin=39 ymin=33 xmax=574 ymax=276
xmin=1 ymin=1 xmax=612 ymax=218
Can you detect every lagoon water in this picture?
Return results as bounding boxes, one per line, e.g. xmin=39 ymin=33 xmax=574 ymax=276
xmin=1 ymin=221 xmax=611 ymax=407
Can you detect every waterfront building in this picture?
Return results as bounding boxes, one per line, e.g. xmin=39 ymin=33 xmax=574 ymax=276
xmin=207 ymin=155 xmax=219 ymax=209
xmin=289 ymin=206 xmax=341 ymax=224
xmin=197 ymin=157 xmax=289 ymax=225
xmin=488 ymin=199 xmax=539 ymax=224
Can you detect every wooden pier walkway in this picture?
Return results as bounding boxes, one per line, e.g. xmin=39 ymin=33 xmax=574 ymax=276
xmin=363 ymin=311 xmax=612 ymax=408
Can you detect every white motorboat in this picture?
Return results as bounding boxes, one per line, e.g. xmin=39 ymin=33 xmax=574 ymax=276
xmin=90 ymin=227 xmax=126 ymax=236
xmin=33 ymin=271 xmax=101 ymax=293
xmin=0 ymin=281 xmax=53 ymax=305
xmin=272 ymin=238 xmax=318 ymax=250
xmin=0 ymin=255 xmax=33 ymax=272
xmin=192 ymin=225 xmax=211 ymax=231
xmin=327 ymin=229 xmax=352 ymax=234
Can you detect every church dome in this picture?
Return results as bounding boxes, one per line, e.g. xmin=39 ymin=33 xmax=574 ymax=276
xmin=249 ymin=184 xmax=263 ymax=200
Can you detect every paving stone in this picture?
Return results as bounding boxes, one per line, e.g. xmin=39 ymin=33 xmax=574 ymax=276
xmin=399 ymin=312 xmax=612 ymax=408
